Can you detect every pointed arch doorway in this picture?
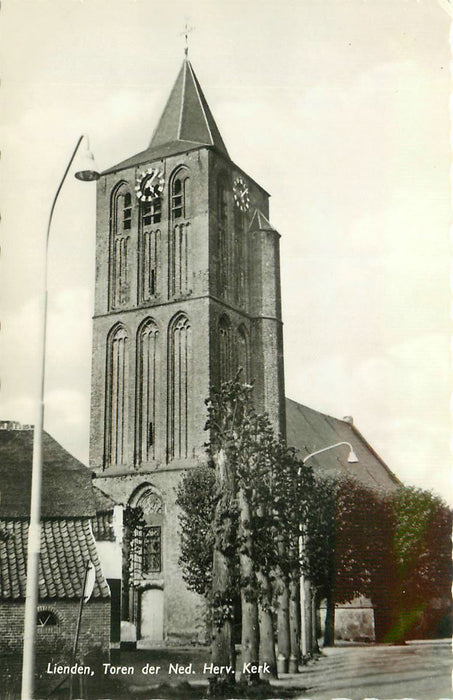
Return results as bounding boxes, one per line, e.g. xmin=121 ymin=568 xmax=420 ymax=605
xmin=126 ymin=486 xmax=165 ymax=642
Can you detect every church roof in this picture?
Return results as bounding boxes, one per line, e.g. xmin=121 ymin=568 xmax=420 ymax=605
xmin=103 ymin=59 xmax=229 ymax=175
xmin=285 ymin=398 xmax=400 ymax=491
xmin=0 ymin=426 xmax=97 ymax=517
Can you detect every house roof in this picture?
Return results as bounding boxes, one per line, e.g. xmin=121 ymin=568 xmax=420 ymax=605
xmin=0 ymin=518 xmax=110 ymax=600
xmin=103 ymin=58 xmax=229 ymax=175
xmin=0 ymin=427 xmax=97 ymax=517
xmin=285 ymin=398 xmax=400 ymax=491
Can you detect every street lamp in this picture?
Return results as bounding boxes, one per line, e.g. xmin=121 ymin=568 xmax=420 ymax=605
xmin=298 ymin=441 xmax=359 ymax=663
xmin=303 ymin=441 xmax=358 ymax=465
xmin=21 ymin=135 xmax=99 ymax=700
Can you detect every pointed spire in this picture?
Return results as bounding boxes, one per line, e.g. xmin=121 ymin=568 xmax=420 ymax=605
xmin=149 ymin=59 xmax=229 ymax=157
xmin=102 ymin=59 xmax=229 ymax=175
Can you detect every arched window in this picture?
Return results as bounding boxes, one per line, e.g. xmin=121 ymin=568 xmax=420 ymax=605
xmin=167 ymin=314 xmax=191 ymax=460
xmin=169 ymin=168 xmax=190 ymax=297
xmin=219 ymin=315 xmax=232 ymax=384
xmin=37 ymin=609 xmax=59 ymax=627
xmin=128 ymin=488 xmax=164 ymax=589
xmin=110 ymin=183 xmax=132 ymax=308
xmin=234 ymin=207 xmax=247 ymax=308
xmin=217 ymin=175 xmax=230 ymax=297
xmin=140 ymin=227 xmax=160 ymax=301
xmin=171 ymin=172 xmax=190 ymax=219
xmin=136 ymin=320 xmax=159 ymax=464
xmin=236 ymin=324 xmax=250 ymax=383
xmin=105 ymin=325 xmax=129 ymax=467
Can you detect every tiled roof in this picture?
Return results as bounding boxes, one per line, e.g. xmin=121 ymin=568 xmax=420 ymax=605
xmin=0 ymin=518 xmax=110 ymax=600
xmin=92 ymin=511 xmax=115 ymax=542
xmin=286 ymin=398 xmax=400 ymax=491
xmin=0 ymin=428 xmax=97 ymax=517
xmin=103 ymin=59 xmax=229 ymax=174
xmin=93 ymin=485 xmax=116 ymax=512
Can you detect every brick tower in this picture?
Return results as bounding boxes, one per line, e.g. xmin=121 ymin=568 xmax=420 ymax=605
xmin=90 ymin=58 xmax=285 ymax=643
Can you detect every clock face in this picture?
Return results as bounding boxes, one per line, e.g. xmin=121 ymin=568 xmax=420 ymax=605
xmin=135 ymin=167 xmax=165 ymax=202
xmin=233 ymin=176 xmax=250 ymax=212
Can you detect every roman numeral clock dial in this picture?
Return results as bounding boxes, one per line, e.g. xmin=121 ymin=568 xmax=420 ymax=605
xmin=233 ymin=176 xmax=250 ymax=212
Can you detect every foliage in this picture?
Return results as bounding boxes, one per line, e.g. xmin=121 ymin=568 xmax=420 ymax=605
xmin=390 ymin=485 xmax=452 ymax=602
xmin=176 ymin=465 xmax=217 ymax=596
xmin=384 ymin=485 xmax=452 ymax=641
xmin=177 ymin=375 xmax=452 ymax=650
xmin=204 ymin=376 xmax=309 ymax=607
xmin=121 ymin=504 xmax=146 ymax=620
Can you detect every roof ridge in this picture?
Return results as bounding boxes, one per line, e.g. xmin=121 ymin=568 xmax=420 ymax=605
xmin=177 ymin=59 xmax=187 ymax=140
xmin=187 ymin=60 xmax=214 ymax=146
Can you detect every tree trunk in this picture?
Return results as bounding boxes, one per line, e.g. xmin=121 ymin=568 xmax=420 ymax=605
xmin=311 ymin=588 xmax=319 ymax=654
xmin=238 ymin=487 xmax=259 ymax=682
xmin=288 ymin=576 xmax=300 ymax=672
xmin=210 ymin=448 xmax=236 ymax=690
xmin=256 ymin=569 xmax=278 ymax=679
xmin=323 ymin=592 xmax=335 ymax=647
xmin=277 ymin=574 xmax=290 ymax=673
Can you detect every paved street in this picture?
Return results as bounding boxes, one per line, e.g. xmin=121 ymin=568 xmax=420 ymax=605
xmin=286 ymin=641 xmax=452 ymax=700
xmin=110 ymin=640 xmax=452 ymax=699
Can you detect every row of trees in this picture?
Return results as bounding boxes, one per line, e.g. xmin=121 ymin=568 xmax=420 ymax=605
xmin=176 ymin=377 xmax=451 ymax=692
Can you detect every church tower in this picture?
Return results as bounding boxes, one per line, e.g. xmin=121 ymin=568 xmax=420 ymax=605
xmin=90 ymin=58 xmax=285 ymax=643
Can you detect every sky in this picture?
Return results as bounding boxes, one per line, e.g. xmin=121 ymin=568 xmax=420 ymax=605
xmin=0 ymin=0 xmax=451 ymax=503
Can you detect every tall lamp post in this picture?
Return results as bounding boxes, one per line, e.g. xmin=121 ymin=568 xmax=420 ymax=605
xmin=21 ymin=135 xmax=99 ymax=700
xmin=298 ymin=441 xmax=358 ymax=661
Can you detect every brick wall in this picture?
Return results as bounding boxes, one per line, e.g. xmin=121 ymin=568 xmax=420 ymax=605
xmin=0 ymin=599 xmax=110 ymax=658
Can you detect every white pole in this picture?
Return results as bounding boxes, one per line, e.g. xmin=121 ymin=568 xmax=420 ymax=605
xmin=299 ymin=533 xmax=307 ymax=658
xmin=21 ymin=136 xmax=87 ymax=700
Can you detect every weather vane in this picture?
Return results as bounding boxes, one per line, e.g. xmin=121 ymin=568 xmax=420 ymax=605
xmin=180 ymin=22 xmax=194 ymax=57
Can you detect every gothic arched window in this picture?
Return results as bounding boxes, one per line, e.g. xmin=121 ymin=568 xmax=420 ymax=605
xmin=169 ymin=168 xmax=190 ymax=297
xmin=105 ymin=324 xmax=129 ymax=467
xmin=236 ymin=324 xmax=250 ymax=383
xmin=129 ymin=488 xmax=164 ymax=579
xmin=217 ymin=174 xmax=230 ymax=297
xmin=136 ymin=319 xmax=159 ymax=464
xmin=110 ymin=183 xmax=132 ymax=309
xmin=167 ymin=313 xmax=191 ymax=460
xmin=171 ymin=171 xmax=190 ymax=219
xmin=234 ymin=207 xmax=247 ymax=308
xmin=140 ymin=226 xmax=160 ymax=301
xmin=219 ymin=315 xmax=232 ymax=384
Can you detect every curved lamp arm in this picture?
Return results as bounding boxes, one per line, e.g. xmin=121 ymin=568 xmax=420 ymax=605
xmin=302 ymin=441 xmax=358 ymax=465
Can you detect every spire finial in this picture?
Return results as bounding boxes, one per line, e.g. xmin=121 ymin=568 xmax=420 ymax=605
xmin=180 ymin=22 xmax=194 ymax=57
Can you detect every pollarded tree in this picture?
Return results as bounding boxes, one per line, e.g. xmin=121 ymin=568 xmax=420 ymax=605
xmin=177 ymin=375 xmax=309 ymax=689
